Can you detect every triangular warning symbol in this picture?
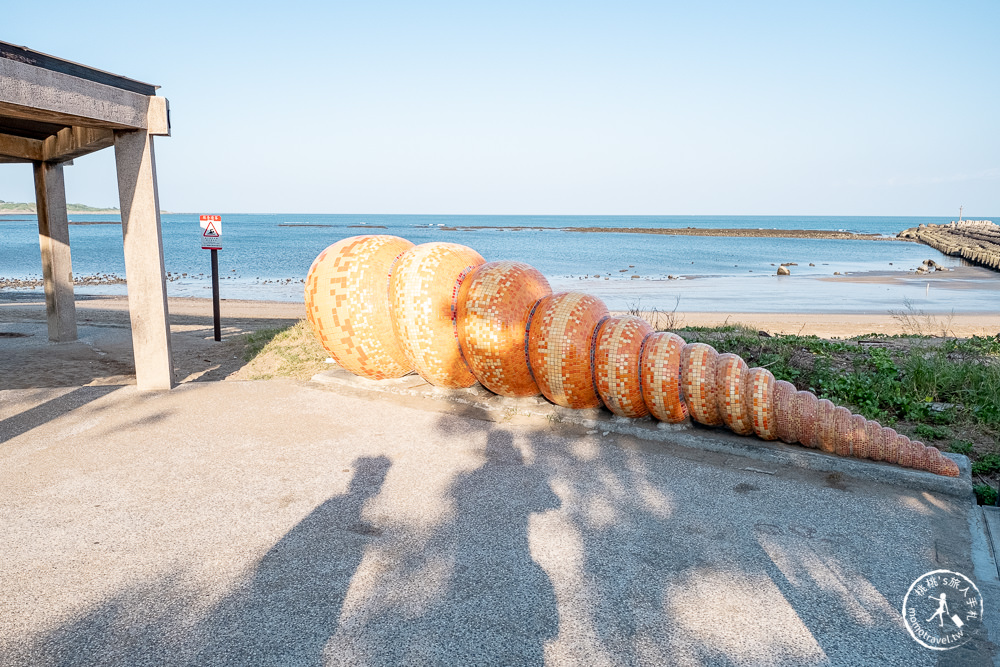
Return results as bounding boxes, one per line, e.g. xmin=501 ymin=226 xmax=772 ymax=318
xmin=203 ymin=222 xmax=220 ymax=237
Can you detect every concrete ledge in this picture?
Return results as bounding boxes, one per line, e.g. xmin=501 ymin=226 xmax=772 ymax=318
xmin=312 ymin=367 xmax=972 ymax=499
xmin=1 ymin=57 xmax=154 ymax=130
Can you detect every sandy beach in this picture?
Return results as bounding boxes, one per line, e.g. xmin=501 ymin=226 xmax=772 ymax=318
xmin=3 ymin=292 xmax=998 ymax=394
xmin=5 ymin=293 xmax=998 ymax=338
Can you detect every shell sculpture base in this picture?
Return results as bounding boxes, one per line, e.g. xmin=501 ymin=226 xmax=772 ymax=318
xmin=305 ymin=235 xmax=960 ymax=477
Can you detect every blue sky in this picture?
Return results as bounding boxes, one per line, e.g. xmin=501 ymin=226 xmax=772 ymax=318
xmin=2 ymin=1 xmax=997 ymax=215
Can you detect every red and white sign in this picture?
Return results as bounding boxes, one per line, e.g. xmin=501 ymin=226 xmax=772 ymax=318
xmin=200 ymin=214 xmax=222 ymax=250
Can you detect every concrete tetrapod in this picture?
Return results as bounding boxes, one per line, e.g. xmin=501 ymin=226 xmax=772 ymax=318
xmin=305 ymin=235 xmax=959 ymax=477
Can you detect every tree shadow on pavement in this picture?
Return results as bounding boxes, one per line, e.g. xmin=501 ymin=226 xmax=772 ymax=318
xmin=2 ymin=455 xmax=392 ymax=667
xmin=188 ymin=455 xmax=393 ymax=665
xmin=325 ymin=424 xmax=561 ymax=665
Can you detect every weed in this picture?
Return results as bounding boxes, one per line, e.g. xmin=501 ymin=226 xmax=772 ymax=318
xmin=949 ymin=439 xmax=974 ymax=455
xmin=974 ymin=484 xmax=998 ymax=506
xmin=888 ymin=298 xmax=956 ymax=337
xmin=627 ymin=296 xmax=683 ymax=331
xmin=914 ymin=424 xmax=951 ymax=441
xmin=243 ymin=327 xmax=287 ymax=361
xmin=971 ymin=454 xmax=1000 ymax=476
xmin=240 ymin=321 xmax=330 ymax=380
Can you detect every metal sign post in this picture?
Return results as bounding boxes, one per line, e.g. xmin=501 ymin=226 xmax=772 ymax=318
xmin=199 ymin=215 xmax=222 ymax=341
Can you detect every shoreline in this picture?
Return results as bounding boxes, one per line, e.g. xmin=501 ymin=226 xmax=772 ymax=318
xmin=435 ymin=225 xmax=909 ymax=240
xmin=3 ymin=294 xmax=997 ymax=338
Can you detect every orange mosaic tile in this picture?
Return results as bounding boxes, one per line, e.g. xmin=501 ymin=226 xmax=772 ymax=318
xmin=716 ymin=353 xmax=753 ymax=435
xmin=455 ymin=261 xmax=551 ymax=397
xmin=389 ymin=242 xmax=485 ymax=388
xmin=593 ymin=316 xmax=653 ymax=418
xmin=928 ymin=447 xmax=959 ymax=476
xmin=304 ymin=235 xmax=414 ymax=380
xmin=527 ymin=292 xmax=608 ymax=409
xmin=900 ymin=434 xmax=918 ymax=468
xmin=639 ymin=332 xmax=689 ymax=424
xmin=772 ymin=380 xmax=799 ymax=443
xmin=681 ymin=343 xmax=723 ymax=426
xmin=795 ymin=391 xmax=820 ymax=449
xmin=832 ymin=406 xmax=854 ymax=456
xmin=879 ymin=427 xmax=899 ymax=464
xmin=814 ymin=399 xmax=838 ymax=454
xmin=911 ymin=442 xmax=931 ymax=471
xmin=745 ymin=367 xmax=777 ymax=440
xmin=851 ymin=415 xmax=870 ymax=460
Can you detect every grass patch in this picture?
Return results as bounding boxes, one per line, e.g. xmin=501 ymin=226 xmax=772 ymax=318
xmin=237 ymin=320 xmax=330 ymax=380
xmin=974 ymin=484 xmax=998 ymax=506
xmin=674 ymin=325 xmax=1000 ymax=502
xmin=243 ymin=327 xmax=288 ymax=361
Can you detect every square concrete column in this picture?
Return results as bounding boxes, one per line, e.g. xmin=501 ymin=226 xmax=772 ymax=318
xmin=114 ymin=129 xmax=174 ymax=390
xmin=33 ymin=160 xmax=78 ymax=342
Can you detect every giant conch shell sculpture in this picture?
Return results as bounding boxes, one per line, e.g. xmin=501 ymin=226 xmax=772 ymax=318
xmin=305 ymin=235 xmax=959 ymax=477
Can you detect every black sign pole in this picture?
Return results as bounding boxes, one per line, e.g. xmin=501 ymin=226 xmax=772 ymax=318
xmin=211 ymin=248 xmax=221 ymax=341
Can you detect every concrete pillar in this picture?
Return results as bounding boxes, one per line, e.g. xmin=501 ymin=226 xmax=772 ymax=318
xmin=33 ymin=161 xmax=78 ymax=342
xmin=114 ymin=129 xmax=174 ymax=390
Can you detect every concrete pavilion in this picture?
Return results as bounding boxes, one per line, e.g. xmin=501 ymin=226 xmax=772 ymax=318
xmin=0 ymin=42 xmax=174 ymax=390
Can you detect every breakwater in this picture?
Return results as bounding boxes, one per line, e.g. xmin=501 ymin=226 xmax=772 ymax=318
xmin=440 ymin=225 xmax=903 ymax=240
xmin=898 ymin=220 xmax=1000 ymax=271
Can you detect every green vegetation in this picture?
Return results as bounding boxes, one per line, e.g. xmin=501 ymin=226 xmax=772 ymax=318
xmin=0 ymin=201 xmax=120 ymax=213
xmin=239 ymin=320 xmax=329 ymax=380
xmin=974 ymin=484 xmax=998 ymax=506
xmin=675 ymin=323 xmax=1000 ymax=503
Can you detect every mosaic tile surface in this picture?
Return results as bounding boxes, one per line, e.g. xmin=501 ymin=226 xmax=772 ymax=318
xmin=527 ymin=292 xmax=608 ymax=409
xmin=389 ymin=242 xmax=485 ymax=388
xmin=304 ymin=235 xmax=414 ymax=380
xmin=716 ymin=353 xmax=753 ymax=436
xmin=639 ymin=332 xmax=689 ymax=424
xmin=795 ymin=391 xmax=820 ymax=449
xmin=745 ymin=367 xmax=777 ymax=441
xmin=772 ymin=380 xmax=799 ymax=443
xmin=876 ymin=427 xmax=898 ymax=463
xmin=832 ymin=406 xmax=854 ymax=456
xmin=456 ymin=261 xmax=551 ymax=397
xmin=815 ymin=399 xmax=838 ymax=454
xmin=594 ymin=316 xmax=653 ymax=418
xmin=681 ymin=343 xmax=723 ymax=426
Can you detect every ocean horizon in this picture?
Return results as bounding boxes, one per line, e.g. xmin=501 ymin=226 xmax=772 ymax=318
xmin=1 ymin=213 xmax=997 ymax=314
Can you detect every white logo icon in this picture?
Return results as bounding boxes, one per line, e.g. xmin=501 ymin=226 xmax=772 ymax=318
xmin=902 ymin=569 xmax=984 ymax=650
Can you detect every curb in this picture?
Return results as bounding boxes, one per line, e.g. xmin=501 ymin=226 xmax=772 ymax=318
xmin=312 ymin=367 xmax=973 ymax=499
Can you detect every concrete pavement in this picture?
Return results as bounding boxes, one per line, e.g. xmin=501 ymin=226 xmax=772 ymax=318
xmin=1 ymin=373 xmax=998 ymax=665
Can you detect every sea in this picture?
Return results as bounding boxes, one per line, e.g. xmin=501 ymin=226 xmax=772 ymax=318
xmin=1 ymin=214 xmax=997 ymax=313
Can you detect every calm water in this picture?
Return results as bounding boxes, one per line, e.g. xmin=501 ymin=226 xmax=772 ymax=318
xmin=1 ymin=214 xmax=997 ymax=313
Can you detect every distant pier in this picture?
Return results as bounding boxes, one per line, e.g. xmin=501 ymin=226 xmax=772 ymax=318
xmin=898 ymin=220 xmax=1000 ymax=271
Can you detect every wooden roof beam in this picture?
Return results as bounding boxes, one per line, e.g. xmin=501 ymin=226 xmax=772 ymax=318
xmin=0 ymin=132 xmax=43 ymax=162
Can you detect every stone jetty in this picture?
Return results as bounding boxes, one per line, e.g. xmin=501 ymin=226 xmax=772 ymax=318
xmin=898 ymin=220 xmax=1000 ymax=271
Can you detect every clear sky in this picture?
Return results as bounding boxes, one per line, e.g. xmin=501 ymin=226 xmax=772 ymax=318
xmin=2 ymin=1 xmax=997 ymax=215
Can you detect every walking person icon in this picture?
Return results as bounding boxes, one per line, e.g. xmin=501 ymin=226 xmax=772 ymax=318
xmin=926 ymin=593 xmax=949 ymax=627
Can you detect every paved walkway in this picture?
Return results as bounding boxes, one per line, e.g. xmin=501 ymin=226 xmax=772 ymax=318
xmin=1 ymin=373 xmax=997 ymax=666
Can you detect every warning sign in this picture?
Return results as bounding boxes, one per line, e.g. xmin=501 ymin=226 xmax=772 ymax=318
xmin=200 ymin=215 xmax=222 ymax=250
